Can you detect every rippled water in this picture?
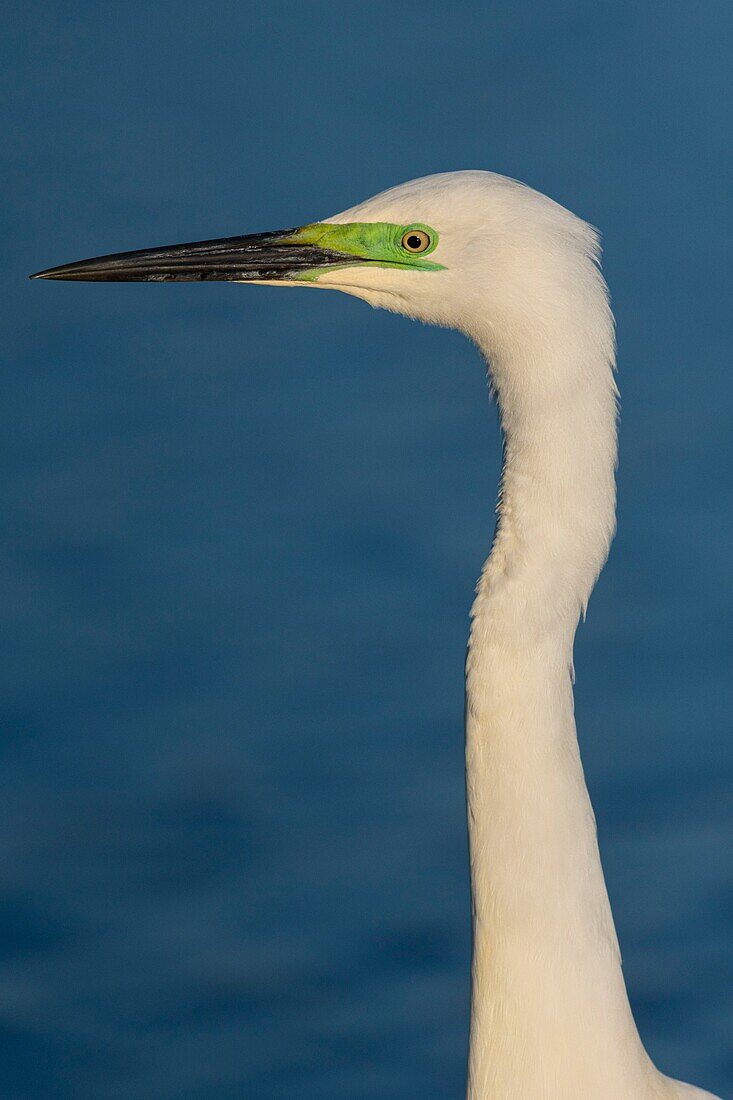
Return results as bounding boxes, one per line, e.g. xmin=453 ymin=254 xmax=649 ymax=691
xmin=2 ymin=3 xmax=731 ymax=1097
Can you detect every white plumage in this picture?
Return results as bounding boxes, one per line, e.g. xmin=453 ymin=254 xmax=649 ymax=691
xmin=317 ymin=173 xmax=720 ymax=1100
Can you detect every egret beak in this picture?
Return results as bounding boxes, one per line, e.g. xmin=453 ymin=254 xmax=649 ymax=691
xmin=29 ymin=228 xmax=364 ymax=283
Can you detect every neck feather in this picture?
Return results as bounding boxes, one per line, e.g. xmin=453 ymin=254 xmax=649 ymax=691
xmin=463 ymin=273 xmax=663 ymax=1098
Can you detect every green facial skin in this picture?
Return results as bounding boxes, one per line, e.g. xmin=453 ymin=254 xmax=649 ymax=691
xmin=279 ymin=222 xmax=444 ymax=281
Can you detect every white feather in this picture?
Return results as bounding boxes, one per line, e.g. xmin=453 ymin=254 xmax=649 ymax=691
xmin=316 ymin=172 xmax=719 ymax=1099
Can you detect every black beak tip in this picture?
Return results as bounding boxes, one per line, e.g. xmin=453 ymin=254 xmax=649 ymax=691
xmin=30 ymin=267 xmax=68 ymax=280
xmin=30 ymin=265 xmax=93 ymax=281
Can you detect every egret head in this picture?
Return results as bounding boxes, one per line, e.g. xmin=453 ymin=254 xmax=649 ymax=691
xmin=31 ymin=171 xmax=606 ymax=352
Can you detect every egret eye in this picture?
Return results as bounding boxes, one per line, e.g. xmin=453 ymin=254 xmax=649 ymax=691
xmin=401 ymin=229 xmax=431 ymax=254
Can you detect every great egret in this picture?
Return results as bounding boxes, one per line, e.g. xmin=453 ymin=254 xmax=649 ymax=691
xmin=32 ymin=171 xmax=721 ymax=1099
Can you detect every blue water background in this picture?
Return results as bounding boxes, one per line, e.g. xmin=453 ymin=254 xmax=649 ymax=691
xmin=2 ymin=2 xmax=731 ymax=1096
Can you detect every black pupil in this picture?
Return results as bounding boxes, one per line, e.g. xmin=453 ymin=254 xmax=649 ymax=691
xmin=407 ymin=234 xmax=423 ymax=250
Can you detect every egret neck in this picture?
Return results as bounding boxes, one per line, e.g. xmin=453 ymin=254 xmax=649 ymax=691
xmin=464 ymin=267 xmax=658 ymax=1097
